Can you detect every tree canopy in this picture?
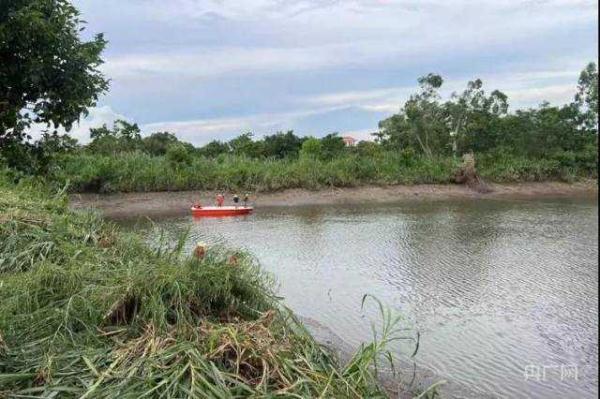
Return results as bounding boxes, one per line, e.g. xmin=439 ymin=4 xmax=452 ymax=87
xmin=0 ymin=0 xmax=108 ymax=146
xmin=376 ymin=64 xmax=598 ymax=158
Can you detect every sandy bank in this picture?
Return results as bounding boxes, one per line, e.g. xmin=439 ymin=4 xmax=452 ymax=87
xmin=70 ymin=181 xmax=597 ymax=219
xmin=71 ymin=180 xmax=598 ymax=217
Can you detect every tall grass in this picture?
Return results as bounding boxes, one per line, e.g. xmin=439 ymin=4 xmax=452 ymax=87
xmin=0 ymin=177 xmax=426 ymax=397
xmin=48 ymin=150 xmax=596 ymax=194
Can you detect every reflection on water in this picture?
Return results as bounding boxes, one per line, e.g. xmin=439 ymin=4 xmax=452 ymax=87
xmin=118 ymin=197 xmax=598 ymax=399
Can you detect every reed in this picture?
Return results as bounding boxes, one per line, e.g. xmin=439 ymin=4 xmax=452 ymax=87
xmin=46 ymin=150 xmax=596 ymax=194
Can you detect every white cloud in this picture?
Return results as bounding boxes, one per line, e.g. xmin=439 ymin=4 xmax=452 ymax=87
xmin=28 ymin=106 xmax=128 ymax=144
xmin=98 ymin=0 xmax=597 ymax=83
xmin=102 ymin=44 xmax=374 ymax=80
xmin=140 ymin=107 xmax=330 ymax=145
xmin=304 ymin=63 xmax=583 ymax=114
xmin=67 ymin=0 xmax=596 ymax=144
xmin=140 ymin=101 xmax=393 ymax=145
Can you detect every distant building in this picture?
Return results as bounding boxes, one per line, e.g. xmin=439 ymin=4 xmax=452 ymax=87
xmin=342 ymin=136 xmax=356 ymax=146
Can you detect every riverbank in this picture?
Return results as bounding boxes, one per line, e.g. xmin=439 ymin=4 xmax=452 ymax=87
xmin=70 ymin=181 xmax=597 ymax=219
xmin=50 ymin=150 xmax=597 ymax=195
xmin=1 ymin=178 xmax=413 ymax=398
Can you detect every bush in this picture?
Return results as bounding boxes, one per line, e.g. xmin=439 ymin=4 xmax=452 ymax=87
xmin=300 ymin=137 xmax=323 ymax=159
xmin=45 ymin=147 xmax=596 ymax=194
xmin=166 ymin=143 xmax=192 ymax=166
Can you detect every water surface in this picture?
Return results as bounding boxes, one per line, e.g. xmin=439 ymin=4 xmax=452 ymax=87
xmin=118 ymin=197 xmax=598 ymax=398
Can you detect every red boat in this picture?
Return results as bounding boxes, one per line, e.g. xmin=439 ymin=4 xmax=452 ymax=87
xmin=191 ymin=205 xmax=253 ymax=217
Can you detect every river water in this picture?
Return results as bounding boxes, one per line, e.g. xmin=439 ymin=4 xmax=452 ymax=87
xmin=117 ymin=197 xmax=598 ymax=398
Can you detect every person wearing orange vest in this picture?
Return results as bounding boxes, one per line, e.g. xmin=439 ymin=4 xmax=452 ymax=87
xmin=216 ymin=193 xmax=224 ymax=207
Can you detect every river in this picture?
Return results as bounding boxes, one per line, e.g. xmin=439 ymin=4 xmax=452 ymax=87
xmin=114 ymin=196 xmax=598 ymax=398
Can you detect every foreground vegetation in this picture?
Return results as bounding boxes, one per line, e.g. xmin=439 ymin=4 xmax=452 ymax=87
xmin=0 ymin=176 xmax=426 ymax=398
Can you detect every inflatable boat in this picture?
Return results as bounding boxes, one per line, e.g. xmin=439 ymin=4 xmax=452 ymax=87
xmin=191 ymin=205 xmax=253 ymax=217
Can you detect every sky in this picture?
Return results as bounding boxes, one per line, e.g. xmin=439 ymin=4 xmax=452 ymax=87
xmin=58 ymin=0 xmax=598 ymax=145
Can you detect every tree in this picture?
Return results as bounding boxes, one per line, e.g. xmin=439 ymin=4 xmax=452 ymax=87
xmin=198 ymin=140 xmax=230 ymax=158
xmin=506 ymin=103 xmax=589 ymax=157
xmin=166 ymin=143 xmax=192 ymax=166
xmin=445 ymin=79 xmax=509 ymax=154
xmin=354 ymin=140 xmax=382 ymax=158
xmin=87 ymin=120 xmax=142 ymax=154
xmin=228 ymin=132 xmax=264 ymax=158
xmin=142 ymin=132 xmax=179 ymax=156
xmin=320 ymin=133 xmax=346 ymax=159
xmin=38 ymin=132 xmax=79 ymax=154
xmin=377 ymin=73 xmax=449 ymax=157
xmin=90 ymin=120 xmax=140 ymax=141
xmin=262 ymin=130 xmax=304 ymax=159
xmin=299 ymin=137 xmax=322 ymax=159
xmin=0 ymin=0 xmax=108 ymax=146
xmin=574 ymin=62 xmax=598 ymax=133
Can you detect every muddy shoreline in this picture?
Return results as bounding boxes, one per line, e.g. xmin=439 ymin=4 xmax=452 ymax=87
xmin=70 ymin=181 xmax=597 ymax=219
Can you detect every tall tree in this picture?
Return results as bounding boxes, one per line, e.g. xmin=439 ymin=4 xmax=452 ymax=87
xmin=0 ymin=0 xmax=108 ymax=146
xmin=198 ymin=140 xmax=230 ymax=158
xmin=87 ymin=120 xmax=142 ymax=154
xmin=320 ymin=133 xmax=346 ymax=159
xmin=377 ymin=73 xmax=449 ymax=157
xmin=446 ymin=79 xmax=508 ymax=154
xmin=142 ymin=132 xmax=180 ymax=156
xmin=228 ymin=132 xmax=264 ymax=158
xmin=262 ymin=130 xmax=304 ymax=159
xmin=574 ymin=62 xmax=598 ymax=133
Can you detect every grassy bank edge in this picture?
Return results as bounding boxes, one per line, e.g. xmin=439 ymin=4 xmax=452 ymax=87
xmin=0 ymin=177 xmax=428 ymax=398
xmin=37 ymin=151 xmax=598 ymax=194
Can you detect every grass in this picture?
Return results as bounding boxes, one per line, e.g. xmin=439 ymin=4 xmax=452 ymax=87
xmin=0 ymin=176 xmax=427 ymax=398
xmin=46 ymin=150 xmax=597 ymax=194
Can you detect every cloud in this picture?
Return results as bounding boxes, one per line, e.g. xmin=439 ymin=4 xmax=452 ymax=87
xmin=28 ymin=106 xmax=128 ymax=144
xmin=57 ymin=0 xmax=598 ymax=144
xmin=304 ymin=63 xmax=583 ymax=113
xmin=102 ymin=43 xmax=375 ymax=81
xmin=140 ymin=108 xmax=334 ymax=145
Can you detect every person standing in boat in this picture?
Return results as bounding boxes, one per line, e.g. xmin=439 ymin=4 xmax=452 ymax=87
xmin=216 ymin=193 xmax=224 ymax=207
xmin=232 ymin=193 xmax=240 ymax=208
xmin=243 ymin=193 xmax=249 ymax=207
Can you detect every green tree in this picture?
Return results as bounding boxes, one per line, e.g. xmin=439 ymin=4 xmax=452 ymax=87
xmin=198 ymin=140 xmax=230 ymax=158
xmin=87 ymin=120 xmax=142 ymax=154
xmin=0 ymin=0 xmax=108 ymax=145
xmin=90 ymin=120 xmax=140 ymax=141
xmin=377 ymin=73 xmax=449 ymax=157
xmin=142 ymin=132 xmax=179 ymax=156
xmin=228 ymin=132 xmax=264 ymax=158
xmin=38 ymin=132 xmax=79 ymax=154
xmin=354 ymin=140 xmax=382 ymax=158
xmin=574 ymin=62 xmax=598 ymax=133
xmin=506 ymin=103 xmax=589 ymax=157
xmin=446 ymin=79 xmax=509 ymax=154
xmin=299 ymin=137 xmax=322 ymax=159
xmin=262 ymin=130 xmax=304 ymax=159
xmin=166 ymin=143 xmax=192 ymax=166
xmin=320 ymin=133 xmax=346 ymax=159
